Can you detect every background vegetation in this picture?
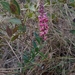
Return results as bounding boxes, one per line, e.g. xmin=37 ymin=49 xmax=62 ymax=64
xmin=0 ymin=0 xmax=75 ymax=75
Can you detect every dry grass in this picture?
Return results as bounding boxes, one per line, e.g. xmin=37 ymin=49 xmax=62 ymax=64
xmin=0 ymin=0 xmax=75 ymax=75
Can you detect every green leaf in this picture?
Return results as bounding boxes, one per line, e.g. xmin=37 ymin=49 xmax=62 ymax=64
xmin=33 ymin=40 xmax=37 ymax=48
xmin=31 ymin=49 xmax=36 ymax=59
xmin=23 ymin=54 xmax=30 ymax=63
xmin=69 ymin=3 xmax=75 ymax=7
xmin=39 ymin=52 xmax=46 ymax=59
xmin=34 ymin=32 xmax=38 ymax=37
xmin=35 ymin=47 xmax=39 ymax=53
xmin=46 ymin=0 xmax=50 ymax=5
xmin=34 ymin=32 xmax=41 ymax=44
xmin=70 ymin=0 xmax=74 ymax=3
xmin=11 ymin=0 xmax=20 ymax=15
xmin=33 ymin=40 xmax=39 ymax=53
xmin=11 ymin=34 xmax=18 ymax=41
xmin=29 ymin=5 xmax=36 ymax=11
xmin=70 ymin=30 xmax=75 ymax=34
xmin=9 ymin=18 xmax=21 ymax=24
xmin=52 ymin=14 xmax=56 ymax=19
xmin=23 ymin=51 xmax=31 ymax=63
xmin=36 ymin=37 xmax=41 ymax=44
xmin=18 ymin=25 xmax=26 ymax=32
xmin=58 ymin=0 xmax=66 ymax=3
xmin=28 ymin=12 xmax=33 ymax=18
xmin=1 ymin=1 xmax=10 ymax=11
xmin=26 ymin=0 xmax=30 ymax=3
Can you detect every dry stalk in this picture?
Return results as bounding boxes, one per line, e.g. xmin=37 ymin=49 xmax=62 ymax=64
xmin=5 ymin=39 xmax=21 ymax=63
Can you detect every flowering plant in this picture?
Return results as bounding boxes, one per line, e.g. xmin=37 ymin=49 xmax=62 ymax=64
xmin=38 ymin=2 xmax=49 ymax=40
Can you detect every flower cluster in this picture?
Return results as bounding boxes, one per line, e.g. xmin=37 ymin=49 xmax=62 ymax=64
xmin=38 ymin=3 xmax=49 ymax=40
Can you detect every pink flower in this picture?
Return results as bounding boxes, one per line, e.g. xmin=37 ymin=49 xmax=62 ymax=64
xmin=44 ymin=30 xmax=48 ymax=34
xmin=39 ymin=19 xmax=43 ymax=22
xmin=38 ymin=2 xmax=49 ymax=40
xmin=39 ymin=23 xmax=44 ymax=26
xmin=45 ymin=24 xmax=49 ymax=29
xmin=43 ymin=18 xmax=48 ymax=22
xmin=40 ymin=26 xmax=44 ymax=31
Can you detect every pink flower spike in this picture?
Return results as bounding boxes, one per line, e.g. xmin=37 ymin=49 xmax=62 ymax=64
xmin=44 ymin=12 xmax=47 ymax=15
xmin=44 ymin=18 xmax=48 ymax=22
xmin=40 ymin=27 xmax=44 ymax=31
xmin=44 ymin=24 xmax=48 ymax=28
xmin=43 ymin=17 xmax=48 ymax=22
xmin=38 ymin=15 xmax=41 ymax=19
xmin=39 ymin=23 xmax=44 ymax=26
xmin=38 ymin=2 xmax=49 ymax=40
xmin=44 ymin=30 xmax=48 ymax=34
xmin=40 ymin=32 xmax=44 ymax=37
xmin=39 ymin=18 xmax=43 ymax=22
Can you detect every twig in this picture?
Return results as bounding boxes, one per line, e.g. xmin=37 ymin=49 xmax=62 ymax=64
xmin=0 ymin=67 xmax=22 ymax=70
xmin=5 ymin=39 xmax=21 ymax=63
xmin=0 ymin=71 xmax=18 ymax=74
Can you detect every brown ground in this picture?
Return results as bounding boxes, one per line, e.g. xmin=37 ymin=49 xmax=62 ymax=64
xmin=0 ymin=0 xmax=75 ymax=75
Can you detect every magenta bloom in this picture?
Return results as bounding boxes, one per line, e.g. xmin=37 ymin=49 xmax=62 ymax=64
xmin=38 ymin=3 xmax=49 ymax=40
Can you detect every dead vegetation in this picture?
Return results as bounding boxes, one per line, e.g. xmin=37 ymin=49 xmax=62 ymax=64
xmin=0 ymin=0 xmax=75 ymax=75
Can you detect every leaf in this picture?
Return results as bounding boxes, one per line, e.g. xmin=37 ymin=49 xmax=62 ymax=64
xmin=12 ymin=26 xmax=18 ymax=34
xmin=70 ymin=0 xmax=74 ymax=3
xmin=26 ymin=0 xmax=30 ymax=3
xmin=10 ymin=3 xmax=17 ymax=14
xmin=69 ymin=3 xmax=75 ymax=7
xmin=9 ymin=18 xmax=21 ymax=24
xmin=70 ymin=30 xmax=75 ymax=34
xmin=58 ymin=0 xmax=66 ymax=3
xmin=32 ymin=40 xmax=39 ymax=53
xmin=35 ymin=47 xmax=39 ymax=53
xmin=34 ymin=32 xmax=39 ymax=37
xmin=36 ymin=37 xmax=41 ymax=44
xmin=31 ymin=49 xmax=36 ymax=59
xmin=32 ymin=40 xmax=37 ymax=48
xmin=18 ymin=25 xmax=26 ymax=32
xmin=46 ymin=0 xmax=50 ymax=5
xmin=13 ymin=0 xmax=20 ymax=15
xmin=34 ymin=32 xmax=41 ymax=44
xmin=6 ymin=26 xmax=12 ymax=37
xmin=1 ymin=1 xmax=10 ymax=11
xmin=39 ymin=52 xmax=46 ymax=59
xmin=11 ymin=34 xmax=18 ymax=41
xmin=28 ymin=12 xmax=33 ymax=18
xmin=29 ymin=5 xmax=36 ymax=11
xmin=23 ymin=54 xmax=30 ymax=63
xmin=23 ymin=52 xmax=30 ymax=63
xmin=52 ymin=14 xmax=56 ymax=19
xmin=24 ymin=4 xmax=29 ymax=8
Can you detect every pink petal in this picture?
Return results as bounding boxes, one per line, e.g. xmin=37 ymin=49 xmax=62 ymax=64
xmin=39 ymin=23 xmax=44 ymax=26
xmin=40 ymin=27 xmax=44 ymax=31
xmin=44 ymin=30 xmax=48 ymax=34
xmin=40 ymin=32 xmax=44 ymax=37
